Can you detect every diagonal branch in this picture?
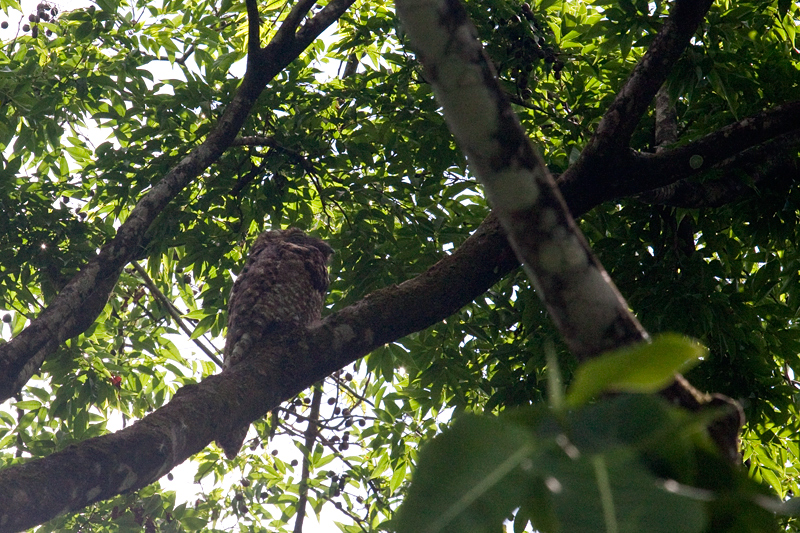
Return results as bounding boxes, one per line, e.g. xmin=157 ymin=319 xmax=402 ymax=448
xmin=0 ymin=0 xmax=357 ymax=403
xmin=293 ymin=383 xmax=323 ymax=533
xmin=395 ymin=0 xmax=645 ymax=359
xmin=131 ymin=262 xmax=223 ymax=367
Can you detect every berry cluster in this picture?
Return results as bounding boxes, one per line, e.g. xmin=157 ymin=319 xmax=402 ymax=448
xmin=1 ymin=2 xmax=58 ymax=38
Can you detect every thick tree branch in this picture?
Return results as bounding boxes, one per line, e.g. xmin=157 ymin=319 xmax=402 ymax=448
xmin=0 ymin=0 xmax=356 ymax=403
xmin=558 ymin=0 xmax=714 ymax=215
xmin=640 ymin=130 xmax=800 ymax=208
xmin=395 ymin=0 xmax=742 ymax=457
xmin=0 ymin=222 xmax=518 ymax=531
xmin=558 ymin=100 xmax=800 ymax=214
xmin=627 ymin=100 xmax=800 ymax=194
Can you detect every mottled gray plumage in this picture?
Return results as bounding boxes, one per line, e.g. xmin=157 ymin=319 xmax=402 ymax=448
xmin=216 ymin=228 xmax=333 ymax=459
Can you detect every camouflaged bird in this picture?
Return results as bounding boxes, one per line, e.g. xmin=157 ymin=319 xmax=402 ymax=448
xmin=216 ymin=228 xmax=333 ymax=459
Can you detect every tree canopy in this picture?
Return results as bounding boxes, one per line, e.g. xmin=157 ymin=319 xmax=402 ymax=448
xmin=0 ymin=0 xmax=799 ymax=531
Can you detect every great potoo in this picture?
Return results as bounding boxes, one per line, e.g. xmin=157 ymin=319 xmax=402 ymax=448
xmin=216 ymin=228 xmax=333 ymax=459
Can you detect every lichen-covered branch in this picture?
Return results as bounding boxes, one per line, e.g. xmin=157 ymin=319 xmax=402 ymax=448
xmin=655 ymin=86 xmax=678 ymax=151
xmin=395 ymin=0 xmax=646 ymax=359
xmin=394 ymin=0 xmax=743 ymax=465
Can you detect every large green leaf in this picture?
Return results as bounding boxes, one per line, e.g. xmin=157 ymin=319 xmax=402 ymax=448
xmin=566 ymin=334 xmax=707 ymax=407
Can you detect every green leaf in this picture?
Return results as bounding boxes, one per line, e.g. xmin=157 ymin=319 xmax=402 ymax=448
xmin=394 ymin=415 xmax=536 ymax=533
xmin=180 ymin=515 xmax=209 ymax=531
xmin=538 ymin=450 xmax=707 ymax=533
xmin=14 ymin=400 xmax=42 ymax=410
xmin=566 ymin=334 xmax=707 ymax=407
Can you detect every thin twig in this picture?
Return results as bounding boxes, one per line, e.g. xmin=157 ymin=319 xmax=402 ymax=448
xmin=131 ymin=262 xmax=223 ymax=367
xmin=293 ymin=382 xmax=323 ymax=533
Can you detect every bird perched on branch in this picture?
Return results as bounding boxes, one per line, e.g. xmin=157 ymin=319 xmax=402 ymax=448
xmin=216 ymin=228 xmax=333 ymax=459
